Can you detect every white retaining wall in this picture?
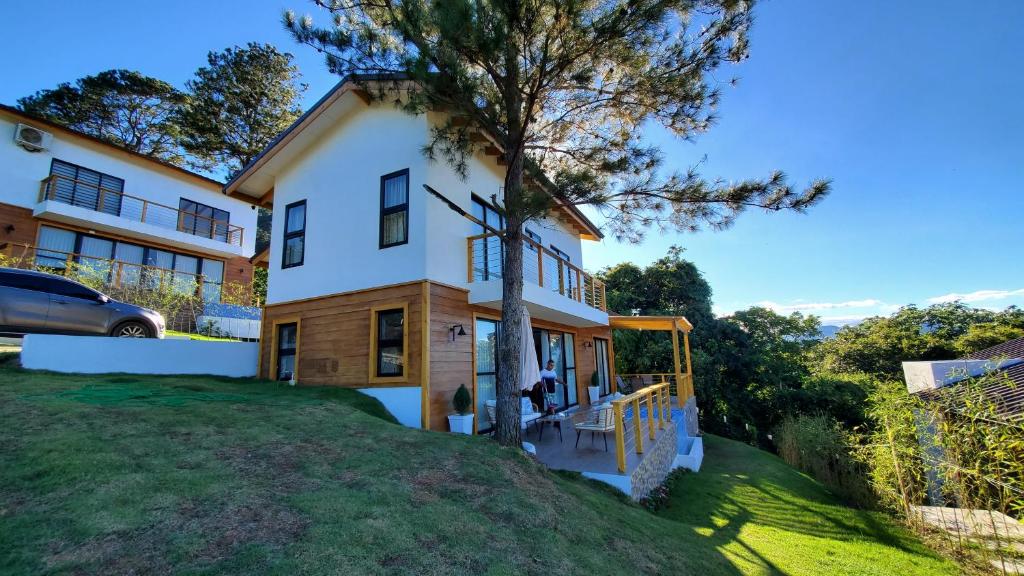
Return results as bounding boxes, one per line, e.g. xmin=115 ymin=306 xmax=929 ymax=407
xmin=357 ymin=386 xmax=422 ymax=428
xmin=21 ymin=334 xmax=258 ymax=377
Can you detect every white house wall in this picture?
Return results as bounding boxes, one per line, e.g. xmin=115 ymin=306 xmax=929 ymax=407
xmin=265 ymin=104 xmax=587 ymax=305
xmin=267 ymin=105 xmax=430 ymax=304
xmin=0 ymin=114 xmax=257 ymax=257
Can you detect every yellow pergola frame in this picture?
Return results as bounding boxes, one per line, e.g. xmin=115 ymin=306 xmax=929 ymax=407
xmin=608 ymin=315 xmax=694 ymax=407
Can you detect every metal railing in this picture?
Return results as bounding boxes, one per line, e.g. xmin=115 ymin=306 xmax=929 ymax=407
xmin=38 ymin=174 xmax=245 ymax=247
xmin=467 ymin=232 xmax=607 ymax=312
xmin=618 ymin=372 xmax=695 ymax=407
xmin=0 ymin=242 xmax=218 ymax=300
xmin=610 ymin=382 xmax=673 ymax=473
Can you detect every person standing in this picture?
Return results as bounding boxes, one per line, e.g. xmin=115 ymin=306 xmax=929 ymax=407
xmin=539 ymin=360 xmax=563 ymax=410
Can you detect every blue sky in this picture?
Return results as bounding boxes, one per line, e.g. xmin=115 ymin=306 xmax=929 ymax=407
xmin=4 ymin=1 xmax=1022 ymax=324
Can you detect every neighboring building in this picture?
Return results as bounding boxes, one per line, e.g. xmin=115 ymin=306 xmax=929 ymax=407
xmin=0 ymin=105 xmax=258 ymax=305
xmin=226 ymin=78 xmax=700 ymax=440
xmin=904 ymin=337 xmax=1024 ymax=420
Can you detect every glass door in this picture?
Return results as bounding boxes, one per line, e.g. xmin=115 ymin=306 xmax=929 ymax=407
xmin=533 ymin=328 xmax=578 ymax=410
xmin=475 ymin=318 xmax=500 ymax=433
xmin=595 ymin=338 xmax=611 ymax=396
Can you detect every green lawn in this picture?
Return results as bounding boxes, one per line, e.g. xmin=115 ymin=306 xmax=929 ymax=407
xmin=0 ymin=356 xmax=959 ymax=575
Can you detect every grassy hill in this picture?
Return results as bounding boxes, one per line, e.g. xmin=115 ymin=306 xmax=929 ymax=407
xmin=0 ymin=354 xmax=958 ymax=575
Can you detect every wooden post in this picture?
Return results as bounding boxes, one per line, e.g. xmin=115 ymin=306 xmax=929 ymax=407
xmin=671 ymin=327 xmax=683 ymax=407
xmin=466 ymin=237 xmax=474 ymax=282
xmin=556 ymin=259 xmax=565 ymax=295
xmin=140 ymin=201 xmax=148 ymax=224
xmin=536 ymin=244 xmax=544 ymax=287
xmin=657 ymin=385 xmax=665 ymax=430
xmin=632 ymin=397 xmax=644 ymax=454
xmin=613 ymin=401 xmax=626 ymax=473
xmin=683 ymin=330 xmax=694 ymax=399
xmin=600 ymin=284 xmax=607 ymax=311
xmin=96 ymin=188 xmax=105 ymax=213
xmin=646 ymin=391 xmax=656 ymax=440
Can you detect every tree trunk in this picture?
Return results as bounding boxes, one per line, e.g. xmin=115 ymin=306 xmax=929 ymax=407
xmin=494 ymin=149 xmax=526 ymax=447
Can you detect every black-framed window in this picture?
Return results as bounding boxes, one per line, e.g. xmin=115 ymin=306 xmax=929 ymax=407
xmin=49 ymin=159 xmax=124 ymax=216
xmin=282 ymin=200 xmax=306 ymax=268
xmin=380 ymin=170 xmax=409 ymax=248
xmin=34 ymin=225 xmax=226 ymax=301
xmin=375 ymin=309 xmax=405 ymax=377
xmin=525 ymin=228 xmax=541 ymax=250
xmin=550 ymin=244 xmax=574 ymax=295
xmin=471 ymin=195 xmax=505 ymax=280
xmin=179 ymin=198 xmax=230 ymax=242
xmin=475 ymin=317 xmax=500 ymax=433
xmin=276 ymin=323 xmax=298 ymax=381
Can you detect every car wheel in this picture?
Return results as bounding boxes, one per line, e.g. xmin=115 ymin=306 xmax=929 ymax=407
xmin=113 ymin=321 xmax=151 ymax=338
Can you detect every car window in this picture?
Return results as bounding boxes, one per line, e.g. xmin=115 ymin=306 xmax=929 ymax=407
xmin=0 ymin=271 xmax=49 ymax=292
xmin=44 ymin=277 xmax=100 ymax=300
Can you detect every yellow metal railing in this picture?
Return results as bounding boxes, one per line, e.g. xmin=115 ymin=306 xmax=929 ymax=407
xmin=39 ymin=174 xmax=245 ymax=247
xmin=466 ymin=232 xmax=607 ymax=312
xmin=618 ymin=373 xmax=695 ymax=407
xmin=610 ymin=382 xmax=672 ymax=473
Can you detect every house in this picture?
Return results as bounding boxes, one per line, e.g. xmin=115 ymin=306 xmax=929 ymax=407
xmin=904 ymin=337 xmax=1024 ymax=421
xmin=903 ymin=337 xmax=1024 ymax=503
xmin=0 ymin=105 xmax=259 ymax=318
xmin=225 ymin=77 xmax=701 ymax=484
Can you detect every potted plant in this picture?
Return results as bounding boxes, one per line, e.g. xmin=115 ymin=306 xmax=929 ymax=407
xmin=447 ymin=384 xmax=474 ymax=434
xmin=588 ymin=371 xmax=601 ymax=404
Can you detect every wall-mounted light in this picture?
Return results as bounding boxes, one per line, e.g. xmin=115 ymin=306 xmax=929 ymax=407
xmin=449 ymin=324 xmax=467 ymax=341
xmin=582 ymin=340 xmax=593 ymax=349
xmin=4 ymin=224 xmax=15 ymax=234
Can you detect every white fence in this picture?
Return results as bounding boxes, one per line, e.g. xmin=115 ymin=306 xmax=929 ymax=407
xmin=21 ymin=334 xmax=258 ymax=377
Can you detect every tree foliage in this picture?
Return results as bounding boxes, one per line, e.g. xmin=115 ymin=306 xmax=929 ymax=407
xmin=810 ymin=303 xmax=1024 ymax=379
xmin=285 ymin=0 xmax=830 ymax=445
xmin=18 ymin=69 xmax=186 ymax=164
xmin=178 ymin=43 xmax=307 ymax=175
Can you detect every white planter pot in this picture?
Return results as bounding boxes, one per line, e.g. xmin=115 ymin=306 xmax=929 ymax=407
xmin=448 ymin=413 xmax=475 ymax=434
xmin=588 ymin=386 xmax=601 ymax=404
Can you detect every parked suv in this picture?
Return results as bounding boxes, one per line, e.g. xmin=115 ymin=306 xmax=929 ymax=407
xmin=0 ymin=267 xmax=165 ymax=338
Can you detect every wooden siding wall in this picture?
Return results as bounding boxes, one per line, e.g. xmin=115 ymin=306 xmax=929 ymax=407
xmin=0 ymin=203 xmax=38 ymax=247
xmin=258 ymin=281 xmax=425 ymax=387
xmin=425 ymin=283 xmax=613 ymax=432
xmin=224 ymin=256 xmax=254 ymax=286
xmin=258 ymin=280 xmax=614 ymax=432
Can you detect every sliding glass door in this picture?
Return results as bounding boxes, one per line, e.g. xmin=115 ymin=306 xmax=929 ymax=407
xmin=594 ymin=338 xmax=611 ymax=396
xmin=533 ymin=328 xmax=577 ymax=410
xmin=475 ymin=318 xmax=500 ymax=433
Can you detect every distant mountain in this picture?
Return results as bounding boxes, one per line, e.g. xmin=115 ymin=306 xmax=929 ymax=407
xmin=818 ymin=325 xmax=842 ymax=339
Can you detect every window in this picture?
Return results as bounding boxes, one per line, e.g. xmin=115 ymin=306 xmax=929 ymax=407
xmin=549 ymin=244 xmax=574 ymax=295
xmin=380 ymin=170 xmax=409 ymax=248
xmin=282 ymin=200 xmax=306 ymax=268
xmin=44 ymin=277 xmax=100 ymax=301
xmin=179 ymin=198 xmax=230 ymax=242
xmin=49 ymin=159 xmax=124 ymax=215
xmin=33 ymin=225 xmax=225 ymax=300
xmin=371 ymin=306 xmax=406 ymax=380
xmin=525 ymin=228 xmax=541 ymax=250
xmin=275 ymin=322 xmax=299 ymax=381
xmin=471 ymin=196 xmax=505 ymax=280
xmin=475 ymin=317 xmax=500 ymax=433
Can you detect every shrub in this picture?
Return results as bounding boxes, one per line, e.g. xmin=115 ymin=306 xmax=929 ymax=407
xmin=453 ymin=384 xmax=472 ymax=415
xmin=775 ymin=414 xmax=875 ymax=508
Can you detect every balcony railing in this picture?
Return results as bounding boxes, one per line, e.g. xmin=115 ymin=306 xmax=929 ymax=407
xmin=467 ymin=232 xmax=607 ymax=312
xmin=38 ymin=175 xmax=245 ymax=247
xmin=0 ymin=242 xmax=224 ymax=303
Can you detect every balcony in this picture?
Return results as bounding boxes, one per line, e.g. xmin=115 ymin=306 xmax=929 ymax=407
xmin=466 ymin=233 xmax=608 ymax=327
xmin=35 ymin=175 xmax=246 ymax=257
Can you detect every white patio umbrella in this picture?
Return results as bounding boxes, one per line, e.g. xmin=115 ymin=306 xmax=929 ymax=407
xmin=520 ymin=306 xmax=541 ymax=392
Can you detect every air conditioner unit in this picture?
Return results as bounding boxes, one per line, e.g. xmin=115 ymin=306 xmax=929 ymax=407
xmin=14 ymin=123 xmax=53 ymax=152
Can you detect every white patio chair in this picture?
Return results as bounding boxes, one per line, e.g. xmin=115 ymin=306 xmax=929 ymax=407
xmin=572 ymin=406 xmax=616 ymax=451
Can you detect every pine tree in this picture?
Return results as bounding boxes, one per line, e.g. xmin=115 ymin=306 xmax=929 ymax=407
xmin=178 ymin=43 xmax=307 ymax=176
xmin=19 ymin=69 xmax=185 ymax=164
xmin=285 ymin=0 xmax=831 ymax=446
